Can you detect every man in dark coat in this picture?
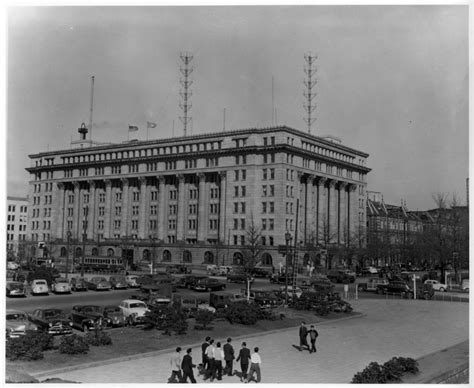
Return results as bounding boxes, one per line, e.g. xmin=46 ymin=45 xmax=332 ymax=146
xmin=223 ymin=337 xmax=235 ymax=376
xmin=200 ymin=336 xmax=211 ymax=374
xmin=308 ymin=325 xmax=319 ymax=354
xmin=299 ymin=321 xmax=309 ymax=351
xmin=236 ymin=342 xmax=251 ymax=382
xmin=181 ymin=348 xmax=197 ymax=383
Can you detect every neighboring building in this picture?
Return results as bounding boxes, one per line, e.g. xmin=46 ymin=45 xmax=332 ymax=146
xmin=25 ymin=125 xmax=370 ymax=269
xmin=6 ymin=196 xmax=29 ymax=259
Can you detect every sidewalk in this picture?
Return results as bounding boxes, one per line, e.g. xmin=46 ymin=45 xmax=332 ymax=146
xmin=32 ymin=299 xmax=469 ymax=384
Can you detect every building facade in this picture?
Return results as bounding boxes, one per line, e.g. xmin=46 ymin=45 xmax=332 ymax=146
xmin=7 ymin=196 xmax=29 ymax=259
xmin=25 ymin=126 xmax=370 ymax=269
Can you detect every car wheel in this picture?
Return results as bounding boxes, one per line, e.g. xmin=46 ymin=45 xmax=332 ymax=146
xmin=207 ymin=287 xmax=212 ymax=292
xmin=439 ymin=287 xmax=445 ymax=292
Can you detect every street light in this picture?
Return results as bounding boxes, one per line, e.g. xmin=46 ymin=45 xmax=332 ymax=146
xmin=285 ymin=232 xmax=292 ymax=305
xmin=65 ymin=230 xmax=72 ymax=279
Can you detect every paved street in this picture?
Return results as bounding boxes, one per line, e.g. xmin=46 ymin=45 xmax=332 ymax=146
xmin=34 ymin=298 xmax=469 ymax=384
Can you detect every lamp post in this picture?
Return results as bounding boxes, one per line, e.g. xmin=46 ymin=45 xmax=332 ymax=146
xmin=285 ymin=232 xmax=292 ymax=305
xmin=65 ymin=231 xmax=72 ymax=279
xmin=81 ymin=206 xmax=88 ymax=278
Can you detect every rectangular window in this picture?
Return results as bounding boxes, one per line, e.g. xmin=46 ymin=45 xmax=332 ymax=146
xmin=262 ymin=202 xmax=267 ymax=213
xmin=241 ymin=186 xmax=246 ymax=197
xmin=241 ymin=170 xmax=246 ymax=180
xmin=262 ymin=185 xmax=267 ymax=197
xmin=234 ymin=170 xmax=239 ymax=181
xmin=263 ymin=169 xmax=267 ymax=180
xmin=234 ymin=186 xmax=239 ymax=197
xmin=269 ymin=219 xmax=274 ymax=230
xmin=269 ymin=185 xmax=274 ymax=196
xmin=262 ymin=219 xmax=267 ymax=230
xmin=234 ymin=203 xmax=239 ymax=213
xmin=269 ymin=202 xmax=274 ymax=213
xmin=234 ymin=219 xmax=238 ymax=230
xmin=240 ymin=219 xmax=245 ymax=230
xmin=240 ymin=235 xmax=245 ymax=245
xmin=241 ymin=202 xmax=246 ymax=214
xmin=270 ymin=168 xmax=275 ymax=180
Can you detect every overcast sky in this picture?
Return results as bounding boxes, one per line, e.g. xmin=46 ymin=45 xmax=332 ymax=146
xmin=7 ymin=5 xmax=468 ymax=210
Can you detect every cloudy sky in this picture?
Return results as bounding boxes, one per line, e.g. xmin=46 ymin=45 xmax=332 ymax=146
xmin=7 ymin=5 xmax=468 ymax=210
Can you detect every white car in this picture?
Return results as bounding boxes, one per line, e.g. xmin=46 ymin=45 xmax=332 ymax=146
xmin=118 ymin=299 xmax=150 ymax=325
xmin=7 ymin=261 xmax=20 ymax=270
xmin=51 ymin=278 xmax=72 ymax=294
xmin=30 ymin=279 xmax=49 ymax=295
xmin=125 ymin=275 xmax=140 ymax=288
xmin=461 ymin=279 xmax=469 ymax=291
xmin=424 ymin=279 xmax=448 ymax=292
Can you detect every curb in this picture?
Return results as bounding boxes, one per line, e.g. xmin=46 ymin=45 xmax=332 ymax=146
xmin=31 ymin=311 xmax=365 ymax=379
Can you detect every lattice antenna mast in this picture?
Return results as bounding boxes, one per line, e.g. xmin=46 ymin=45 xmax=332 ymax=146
xmin=179 ymin=52 xmax=193 ymax=137
xmin=303 ymin=53 xmax=318 ymax=134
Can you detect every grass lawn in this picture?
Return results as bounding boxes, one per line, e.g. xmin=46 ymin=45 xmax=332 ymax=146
xmin=7 ymin=308 xmax=358 ymax=376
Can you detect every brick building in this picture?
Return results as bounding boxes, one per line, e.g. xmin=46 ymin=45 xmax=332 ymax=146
xmin=6 ymin=196 xmax=28 ymax=260
xmin=25 ymin=125 xmax=370 ymax=270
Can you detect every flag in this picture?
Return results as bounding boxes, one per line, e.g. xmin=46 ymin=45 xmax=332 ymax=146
xmin=147 ymin=121 xmax=157 ymax=129
xmin=128 ymin=125 xmax=139 ymax=132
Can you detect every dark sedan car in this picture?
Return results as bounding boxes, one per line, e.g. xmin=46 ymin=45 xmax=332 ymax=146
xmin=86 ymin=277 xmax=111 ymax=291
xmin=178 ymin=275 xmax=209 ymax=289
xmin=69 ymin=305 xmax=107 ymax=331
xmin=192 ymin=278 xmax=226 ymax=292
xmin=226 ymin=272 xmax=254 ymax=284
xmin=28 ymin=308 xmax=73 ymax=335
xmin=70 ymin=277 xmax=88 ymax=291
xmin=6 ymin=281 xmax=26 ymax=297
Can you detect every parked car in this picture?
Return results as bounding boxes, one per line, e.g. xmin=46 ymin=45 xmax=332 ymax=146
xmin=30 ymin=279 xmax=49 ymax=295
xmin=357 ymin=277 xmax=390 ymax=292
xmin=193 ymin=278 xmax=226 ymax=292
xmin=424 ymin=279 xmax=448 ymax=292
xmin=226 ymin=272 xmax=254 ymax=284
xmin=6 ymin=309 xmax=38 ymax=338
xmin=327 ymin=269 xmax=356 ymax=284
xmin=179 ymin=275 xmax=209 ymax=289
xmin=70 ymin=305 xmax=108 ymax=332
xmin=174 ymin=296 xmax=216 ymax=317
xmin=125 ymin=275 xmax=140 ymax=288
xmin=28 ymin=308 xmax=73 ymax=335
xmin=118 ymin=299 xmax=150 ymax=325
xmin=241 ymin=289 xmax=280 ymax=308
xmin=165 ymin=264 xmax=192 ymax=274
xmin=70 ymin=277 xmax=88 ymax=291
xmin=377 ymin=281 xmax=434 ymax=300
xmin=307 ymin=275 xmax=336 ymax=293
xmin=6 ymin=281 xmax=26 ymax=297
xmin=361 ymin=266 xmax=378 ymax=275
xmin=7 ymin=261 xmax=20 ymax=270
xmin=209 ymin=291 xmax=247 ymax=309
xmin=86 ymin=277 xmax=112 ymax=291
xmin=269 ymin=273 xmax=293 ymax=284
xmin=250 ymin=267 xmax=272 ymax=278
xmin=208 ymin=265 xmax=232 ymax=276
xmin=109 ymin=276 xmax=129 ymax=290
xmin=461 ymin=279 xmax=469 ymax=291
xmin=51 ymin=278 xmax=72 ymax=294
xmin=100 ymin=305 xmax=127 ymax=327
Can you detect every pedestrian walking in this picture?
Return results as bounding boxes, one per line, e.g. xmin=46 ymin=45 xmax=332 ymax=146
xmin=236 ymin=342 xmax=251 ymax=382
xmin=203 ymin=339 xmax=215 ymax=381
xmin=299 ymin=321 xmax=309 ymax=351
xmin=223 ymin=337 xmax=235 ymax=376
xmin=213 ymin=342 xmax=224 ymax=381
xmin=247 ymin=347 xmax=262 ymax=383
xmin=180 ymin=348 xmax=197 ymax=383
xmin=168 ymin=347 xmax=183 ymax=383
xmin=200 ymin=336 xmax=211 ymax=373
xmin=308 ymin=325 xmax=319 ymax=353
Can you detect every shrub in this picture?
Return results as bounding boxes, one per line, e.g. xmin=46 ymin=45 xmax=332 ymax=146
xmin=224 ymin=302 xmax=268 ymax=325
xmin=58 ymin=334 xmax=89 ymax=354
xmin=84 ymin=327 xmax=112 ymax=346
xmin=144 ymin=304 xmax=188 ymax=335
xmin=352 ymin=357 xmax=419 ymax=383
xmin=6 ymin=331 xmax=51 ymax=361
xmin=194 ymin=309 xmax=215 ymax=330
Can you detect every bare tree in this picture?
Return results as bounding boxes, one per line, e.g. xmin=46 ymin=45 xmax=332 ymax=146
xmin=241 ymin=215 xmax=264 ymax=273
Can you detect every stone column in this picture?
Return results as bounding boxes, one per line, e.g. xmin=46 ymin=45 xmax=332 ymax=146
xmin=338 ymin=182 xmax=347 ymax=245
xmin=104 ymin=180 xmax=112 ymax=239
xmin=87 ymin=181 xmax=96 ymax=240
xmin=157 ymin=176 xmax=166 ymax=241
xmin=197 ymin=173 xmax=207 ymax=242
xmin=120 ymin=178 xmax=129 ymax=238
xmin=316 ymin=177 xmax=327 ymax=246
xmin=73 ymin=181 xmax=80 ymax=240
xmin=138 ymin=177 xmax=147 ymax=239
xmin=348 ymin=184 xmax=358 ymax=241
xmin=56 ymin=182 xmax=65 ymax=239
xmin=219 ymin=171 xmax=227 ymax=242
xmin=176 ymin=175 xmax=185 ymax=241
xmin=328 ymin=179 xmax=338 ymax=244
xmin=305 ymin=175 xmax=315 ymax=244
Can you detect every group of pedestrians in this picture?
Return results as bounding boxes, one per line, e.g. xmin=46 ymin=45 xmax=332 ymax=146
xmin=168 ymin=336 xmax=262 ymax=383
xmin=298 ymin=321 xmax=319 ymax=353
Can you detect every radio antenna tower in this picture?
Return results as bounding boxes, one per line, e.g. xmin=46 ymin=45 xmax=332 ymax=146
xmin=179 ymin=52 xmax=193 ymax=137
xmin=303 ymin=52 xmax=318 ymax=134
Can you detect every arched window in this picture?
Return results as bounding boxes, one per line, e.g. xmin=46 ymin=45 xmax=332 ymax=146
xmin=107 ymin=248 xmax=114 ymax=257
xmin=60 ymin=247 xmax=67 ymax=257
xmin=233 ymin=252 xmax=243 ymax=266
xmin=204 ymin=251 xmax=214 ymax=264
xmin=91 ymin=247 xmax=99 ymax=256
xmin=163 ymin=250 xmax=171 ymax=262
xmin=142 ymin=249 xmax=150 ymax=262
xmin=75 ymin=247 xmax=82 ymax=257
xmin=183 ymin=250 xmax=192 ymax=263
xmin=261 ymin=253 xmax=273 ymax=266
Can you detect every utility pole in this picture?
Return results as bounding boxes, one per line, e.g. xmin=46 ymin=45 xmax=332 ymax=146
xmin=179 ymin=52 xmax=193 ymax=137
xmin=65 ymin=231 xmax=71 ymax=279
xmin=284 ymin=232 xmax=292 ymax=305
xmin=81 ymin=206 xmax=88 ymax=277
xmin=303 ymin=52 xmax=318 ymax=134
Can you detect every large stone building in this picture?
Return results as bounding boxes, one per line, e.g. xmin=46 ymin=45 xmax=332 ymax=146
xmin=6 ymin=196 xmax=29 ymax=260
xmin=25 ymin=125 xmax=370 ymax=270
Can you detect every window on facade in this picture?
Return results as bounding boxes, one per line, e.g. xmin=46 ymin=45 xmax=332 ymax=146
xmin=263 ymin=169 xmax=267 ymax=180
xmin=241 ymin=202 xmax=246 ymax=214
xmin=241 ymin=186 xmax=246 ymax=197
xmin=241 ymin=170 xmax=246 ymax=180
xmin=262 ymin=202 xmax=267 ymax=213
xmin=234 ymin=203 xmax=239 ymax=213
xmin=234 ymin=170 xmax=239 ymax=181
xmin=262 ymin=219 xmax=267 ymax=230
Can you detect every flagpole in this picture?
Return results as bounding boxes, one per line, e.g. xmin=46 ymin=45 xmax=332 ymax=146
xmin=147 ymin=125 xmax=149 ymax=141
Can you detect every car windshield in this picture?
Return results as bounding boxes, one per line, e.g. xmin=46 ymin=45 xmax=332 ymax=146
xmin=35 ymin=280 xmax=47 ymax=285
xmin=44 ymin=310 xmax=63 ymax=319
xmin=114 ymin=277 xmax=126 ymax=282
xmin=82 ymin=306 xmax=101 ymax=313
xmin=56 ymin=279 xmax=68 ymax=283
xmin=7 ymin=313 xmax=27 ymax=320
xmin=9 ymin=283 xmax=24 ymax=289
xmin=104 ymin=306 xmax=121 ymax=313
xmin=129 ymin=303 xmax=146 ymax=309
xmin=92 ymin=278 xmax=106 ymax=283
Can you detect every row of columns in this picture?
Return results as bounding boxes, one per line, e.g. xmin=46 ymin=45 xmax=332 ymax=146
xmin=302 ymin=175 xmax=359 ymax=246
xmin=55 ymin=173 xmax=227 ymax=243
